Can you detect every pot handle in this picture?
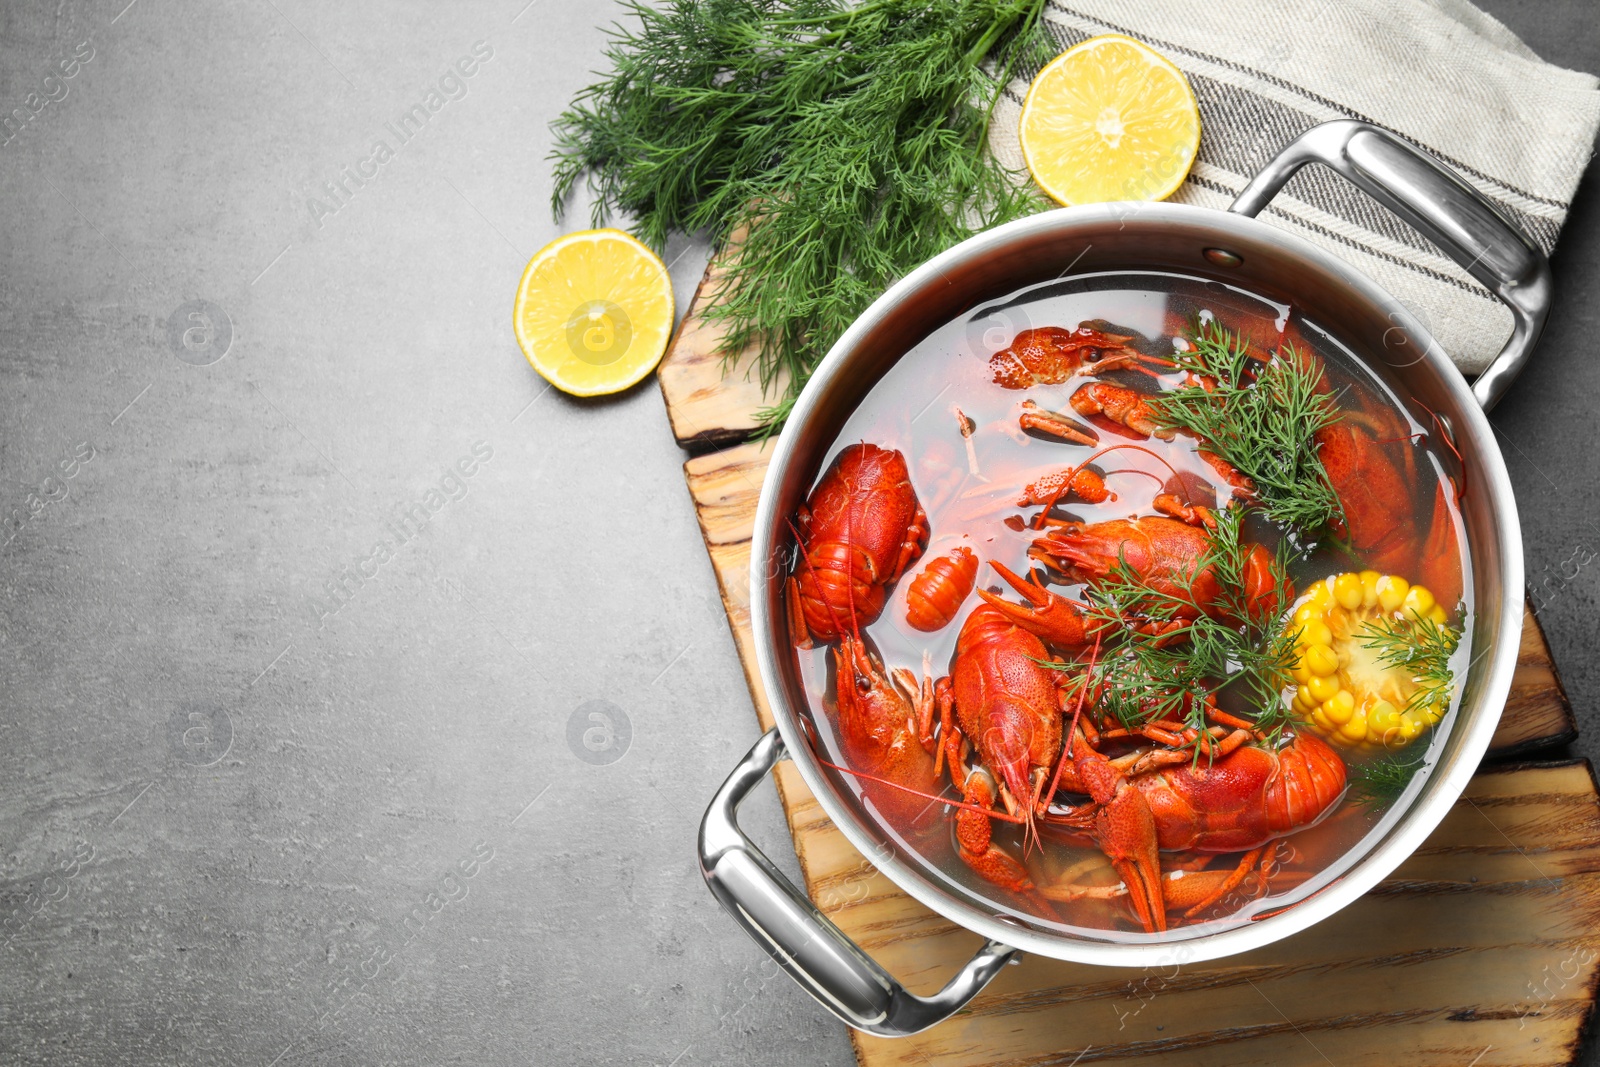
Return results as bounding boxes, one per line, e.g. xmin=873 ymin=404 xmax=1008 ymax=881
xmin=1229 ymin=119 xmax=1552 ymax=411
xmin=698 ymin=728 xmax=1018 ymax=1037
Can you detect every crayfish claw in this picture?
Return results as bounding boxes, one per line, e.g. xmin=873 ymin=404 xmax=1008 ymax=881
xmin=955 ymin=767 xmax=1035 ymax=894
xmin=976 ymin=561 xmax=1102 ymax=651
xmin=1153 ymin=492 xmax=1217 ymax=529
xmin=1069 ymin=382 xmax=1175 ymax=441
xmin=1019 ymin=399 xmax=1098 ymax=446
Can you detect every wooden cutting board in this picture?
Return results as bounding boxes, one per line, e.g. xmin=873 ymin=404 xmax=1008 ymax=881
xmin=666 ymin=278 xmax=1597 ymax=1066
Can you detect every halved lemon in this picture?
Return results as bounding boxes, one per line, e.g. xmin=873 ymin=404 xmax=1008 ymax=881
xmin=513 ymin=229 xmax=675 ymax=397
xmin=1020 ymin=34 xmax=1201 ymax=207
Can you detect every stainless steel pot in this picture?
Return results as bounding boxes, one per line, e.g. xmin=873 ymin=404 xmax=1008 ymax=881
xmin=698 ymin=121 xmax=1550 ymax=1037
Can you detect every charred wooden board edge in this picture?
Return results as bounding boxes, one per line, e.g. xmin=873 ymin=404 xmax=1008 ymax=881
xmin=676 ymin=423 xmax=764 ymax=455
xmin=1578 ymin=886 xmax=1600 ymax=1067
xmin=658 ymin=253 xmax=784 ymax=454
xmin=1489 ymin=601 xmax=1580 ymax=761
xmin=1483 ymin=754 xmax=1595 ymax=778
xmin=1488 ymin=728 xmax=1580 ymax=763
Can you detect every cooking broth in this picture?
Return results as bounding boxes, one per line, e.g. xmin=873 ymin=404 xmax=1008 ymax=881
xmin=789 ymin=270 xmax=1474 ymax=941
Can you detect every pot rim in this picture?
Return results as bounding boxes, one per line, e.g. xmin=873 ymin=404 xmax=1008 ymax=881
xmin=749 ymin=200 xmax=1523 ymax=966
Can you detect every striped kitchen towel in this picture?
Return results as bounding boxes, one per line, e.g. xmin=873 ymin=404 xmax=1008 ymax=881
xmin=988 ymin=0 xmax=1600 ymax=374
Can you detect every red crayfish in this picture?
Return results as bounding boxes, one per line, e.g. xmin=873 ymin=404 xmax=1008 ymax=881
xmin=934 ymin=604 xmax=1066 ymax=891
xmin=1042 ymin=724 xmax=1348 ymax=929
xmin=787 ymin=443 xmax=928 ymax=648
xmin=1030 ymin=515 xmax=1291 ymax=622
xmin=832 ymin=635 xmax=941 ymax=828
xmin=991 ymin=326 xmax=1166 ymax=389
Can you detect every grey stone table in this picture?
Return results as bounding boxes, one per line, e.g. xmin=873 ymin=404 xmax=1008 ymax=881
xmin=0 ymin=2 xmax=1594 ymax=1065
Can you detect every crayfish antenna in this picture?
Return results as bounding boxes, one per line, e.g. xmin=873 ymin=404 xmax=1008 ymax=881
xmin=811 ymin=752 xmax=1027 ymax=825
xmin=913 ymin=650 xmax=937 ymax=751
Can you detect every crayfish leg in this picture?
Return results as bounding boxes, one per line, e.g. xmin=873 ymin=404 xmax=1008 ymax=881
xmin=893 ymin=658 xmax=937 ymax=754
xmin=1177 ymin=845 xmax=1268 ymax=919
xmin=786 ymin=576 xmax=814 ymax=650
xmin=934 ymin=676 xmax=960 ymax=780
xmin=1197 ymin=449 xmax=1255 ymax=497
xmin=889 ymin=503 xmax=930 ymax=583
xmin=1417 ymin=478 xmax=1464 ymax=611
xmin=1037 ymin=880 xmax=1124 ymax=904
xmin=955 ymin=768 xmax=1034 ymax=894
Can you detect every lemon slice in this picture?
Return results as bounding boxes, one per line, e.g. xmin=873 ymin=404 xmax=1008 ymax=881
xmin=1020 ymin=34 xmax=1201 ymax=206
xmin=513 ymin=229 xmax=675 ymax=397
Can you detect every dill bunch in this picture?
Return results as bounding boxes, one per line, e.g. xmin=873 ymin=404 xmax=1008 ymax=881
xmin=550 ymin=0 xmax=1052 ymax=427
xmin=1148 ymin=318 xmax=1345 ymax=535
xmin=1069 ymin=506 xmax=1300 ymax=746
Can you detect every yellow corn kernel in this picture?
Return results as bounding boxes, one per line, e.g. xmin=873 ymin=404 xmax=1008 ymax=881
xmin=1338 ymin=711 xmax=1368 ymax=743
xmin=1359 ymin=570 xmax=1381 ymax=608
xmin=1311 ymin=709 xmax=1333 ymax=733
xmin=1403 ymin=585 xmax=1436 ymax=620
xmin=1427 ymin=604 xmax=1448 ymax=626
xmin=1293 ymin=603 xmax=1318 ymax=628
xmin=1305 ymin=582 xmax=1333 ymax=611
xmin=1333 ymin=573 xmax=1364 ymax=611
xmin=1307 ymin=673 xmax=1340 ymax=703
xmin=1323 ymin=689 xmax=1356 ymax=725
xmin=1302 ymin=620 xmax=1334 ymax=649
xmin=1295 ymin=685 xmax=1317 ymax=712
xmin=1369 ymin=700 xmax=1401 ymax=735
xmin=1304 ymin=644 xmax=1338 ymax=676
xmin=1376 ymin=574 xmax=1409 ymax=613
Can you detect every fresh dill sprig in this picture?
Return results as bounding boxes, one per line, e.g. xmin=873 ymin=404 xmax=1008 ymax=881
xmin=1349 ymin=751 xmax=1427 ymax=806
xmin=1147 ymin=317 xmax=1345 ymax=535
xmin=1064 ymin=506 xmax=1300 ymax=746
xmin=550 ymin=0 xmax=1054 ymax=430
xmin=1358 ymin=614 xmax=1462 ymax=716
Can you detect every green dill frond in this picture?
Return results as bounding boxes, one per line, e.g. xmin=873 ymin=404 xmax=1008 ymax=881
xmin=1066 ymin=505 xmax=1299 ymax=740
xmin=1349 ymin=751 xmax=1427 ymax=806
xmin=1358 ymin=615 xmax=1461 ymax=716
xmin=550 ymin=0 xmax=1053 ymax=431
xmin=1147 ymin=318 xmax=1345 ymax=535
